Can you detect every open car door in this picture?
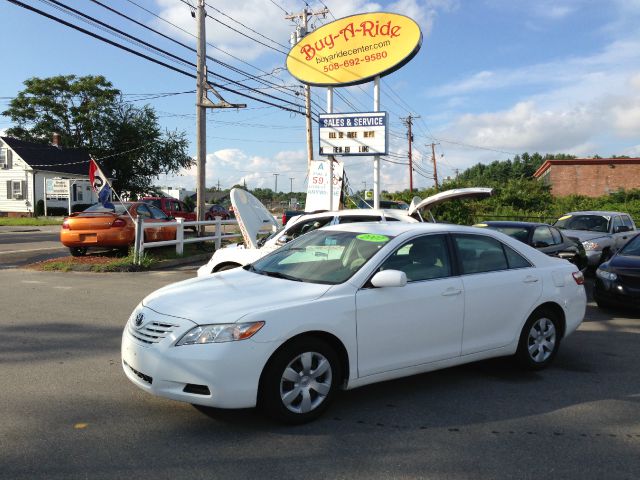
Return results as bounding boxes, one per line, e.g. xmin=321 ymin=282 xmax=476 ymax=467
xmin=230 ymin=188 xmax=279 ymax=249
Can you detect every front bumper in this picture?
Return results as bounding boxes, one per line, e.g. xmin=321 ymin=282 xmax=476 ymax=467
xmin=593 ymin=278 xmax=640 ymax=308
xmin=121 ymin=306 xmax=273 ymax=409
xmin=585 ymin=250 xmax=604 ymax=267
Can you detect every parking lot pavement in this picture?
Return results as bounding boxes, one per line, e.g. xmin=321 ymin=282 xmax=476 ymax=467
xmin=1 ymin=269 xmax=639 ymax=480
xmin=0 ymin=225 xmax=67 ymax=268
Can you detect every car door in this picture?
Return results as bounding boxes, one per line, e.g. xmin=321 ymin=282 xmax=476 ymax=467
xmin=148 ymin=204 xmax=175 ymax=240
xmin=452 ymin=233 xmax=543 ymax=355
xmin=611 ymin=215 xmax=633 ymax=250
xmin=355 ymin=234 xmax=464 ymax=377
xmin=531 ymin=226 xmax=561 ymax=256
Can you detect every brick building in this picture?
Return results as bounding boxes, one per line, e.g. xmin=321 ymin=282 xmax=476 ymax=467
xmin=533 ymin=158 xmax=640 ymax=197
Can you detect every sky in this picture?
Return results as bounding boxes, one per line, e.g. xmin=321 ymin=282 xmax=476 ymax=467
xmin=1 ymin=0 xmax=640 ymax=194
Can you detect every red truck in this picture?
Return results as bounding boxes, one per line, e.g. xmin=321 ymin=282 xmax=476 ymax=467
xmin=141 ymin=197 xmax=196 ymax=229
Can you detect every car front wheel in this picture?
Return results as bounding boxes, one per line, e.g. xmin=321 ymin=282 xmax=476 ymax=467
xmin=516 ymin=309 xmax=561 ymax=370
xmin=260 ymin=337 xmax=340 ymax=424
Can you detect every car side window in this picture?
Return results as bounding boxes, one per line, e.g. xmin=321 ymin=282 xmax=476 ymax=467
xmin=136 ymin=204 xmax=152 ymax=218
xmin=532 ymin=226 xmax=555 ymax=246
xmin=379 ymin=234 xmax=451 ymax=282
xmin=286 ymin=217 xmax=333 ymax=239
xmin=453 ymin=234 xmax=509 ymax=274
xmin=550 ymin=227 xmax=563 ymax=244
xmin=503 ymin=244 xmax=532 ymax=269
xmin=622 ymin=215 xmax=634 ymax=229
xmin=612 ymin=216 xmax=623 ymax=231
xmin=148 ymin=205 xmax=169 ymax=219
xmin=338 ymin=215 xmax=383 ymax=224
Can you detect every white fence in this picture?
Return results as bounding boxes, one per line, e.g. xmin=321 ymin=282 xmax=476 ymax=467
xmin=132 ymin=216 xmax=241 ymax=265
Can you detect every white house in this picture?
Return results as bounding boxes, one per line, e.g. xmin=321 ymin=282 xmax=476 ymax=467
xmin=0 ymin=135 xmax=99 ymax=217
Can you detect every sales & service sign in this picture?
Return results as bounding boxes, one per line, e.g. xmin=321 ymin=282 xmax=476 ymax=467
xmin=286 ymin=12 xmax=422 ymax=86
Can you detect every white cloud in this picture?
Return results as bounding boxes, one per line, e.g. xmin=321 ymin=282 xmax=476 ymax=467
xmin=154 ymin=0 xmax=454 ymax=61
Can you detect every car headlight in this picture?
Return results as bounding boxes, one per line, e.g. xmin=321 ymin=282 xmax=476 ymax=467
xmin=582 ymin=240 xmax=601 ymax=251
xmin=596 ymin=268 xmax=617 ymax=281
xmin=175 ymin=321 xmax=265 ymax=346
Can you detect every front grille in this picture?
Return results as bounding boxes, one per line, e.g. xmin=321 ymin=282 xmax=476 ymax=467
xmin=124 ymin=361 xmax=153 ymax=384
xmin=128 ymin=320 xmax=177 ymax=345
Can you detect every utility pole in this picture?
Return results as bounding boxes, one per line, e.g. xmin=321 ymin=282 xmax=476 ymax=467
xmin=286 ymin=7 xmax=328 ymax=168
xmin=273 ymin=173 xmax=280 ymax=193
xmin=195 ymin=0 xmax=245 ymax=234
xmin=430 ymin=142 xmax=440 ymax=191
xmin=289 ymin=177 xmax=294 ymax=193
xmin=401 ymin=115 xmax=419 ymax=192
xmin=216 ymin=179 xmax=220 ymax=191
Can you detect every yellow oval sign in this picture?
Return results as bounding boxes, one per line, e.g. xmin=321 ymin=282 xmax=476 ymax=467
xmin=286 ymin=12 xmax=422 ymax=87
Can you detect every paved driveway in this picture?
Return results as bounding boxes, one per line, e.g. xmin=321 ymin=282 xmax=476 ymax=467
xmin=1 ymin=269 xmax=638 ymax=480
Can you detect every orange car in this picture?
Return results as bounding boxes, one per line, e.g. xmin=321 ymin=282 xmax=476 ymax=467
xmin=61 ymin=202 xmax=177 ymax=256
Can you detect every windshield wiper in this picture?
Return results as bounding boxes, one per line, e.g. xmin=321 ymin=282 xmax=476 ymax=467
xmin=260 ymin=270 xmax=302 ymax=282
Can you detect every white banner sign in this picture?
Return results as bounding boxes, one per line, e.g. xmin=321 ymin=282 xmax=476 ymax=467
xmin=305 ymin=160 xmax=343 ymax=212
xmin=319 ymin=112 xmax=388 ymax=156
xmin=45 ymin=178 xmax=69 ymax=197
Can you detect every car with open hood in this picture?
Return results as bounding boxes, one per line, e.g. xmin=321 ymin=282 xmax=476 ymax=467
xmin=196 ymin=187 xmax=493 ymax=276
xmin=123 ymin=221 xmax=586 ymax=423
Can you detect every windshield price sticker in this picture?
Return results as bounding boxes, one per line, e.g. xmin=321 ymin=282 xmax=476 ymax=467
xmin=319 ymin=112 xmax=388 ymax=156
xmin=357 ymin=234 xmax=390 ymax=242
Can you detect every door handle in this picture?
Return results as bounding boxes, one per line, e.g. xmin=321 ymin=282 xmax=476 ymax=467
xmin=523 ymin=276 xmax=539 ymax=283
xmin=441 ymin=287 xmax=462 ymax=296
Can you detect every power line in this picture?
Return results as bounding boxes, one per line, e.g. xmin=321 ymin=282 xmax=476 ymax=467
xmin=8 ymin=0 xmax=306 ymax=116
xmin=204 ymin=2 xmax=290 ymax=50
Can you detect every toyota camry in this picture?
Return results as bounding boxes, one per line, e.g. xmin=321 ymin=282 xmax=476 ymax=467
xmin=122 ymin=222 xmax=586 ymax=423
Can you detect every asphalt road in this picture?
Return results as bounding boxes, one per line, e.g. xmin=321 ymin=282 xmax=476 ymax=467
xmin=0 ymin=226 xmax=67 ymax=268
xmin=1 ymin=268 xmax=639 ymax=480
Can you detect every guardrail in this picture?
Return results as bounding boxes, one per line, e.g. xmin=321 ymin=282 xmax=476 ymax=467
xmin=132 ymin=216 xmax=242 ymax=265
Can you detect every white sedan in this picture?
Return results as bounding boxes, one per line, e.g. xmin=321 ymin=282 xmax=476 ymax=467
xmin=122 ymin=222 xmax=586 ymax=423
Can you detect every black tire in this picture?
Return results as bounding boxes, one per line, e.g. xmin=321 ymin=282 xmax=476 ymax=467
xmin=259 ymin=337 xmax=340 ymax=424
xmin=595 ymin=298 xmax=613 ymax=310
xmin=69 ymin=247 xmax=87 ymax=257
xmin=515 ymin=308 xmax=562 ymax=370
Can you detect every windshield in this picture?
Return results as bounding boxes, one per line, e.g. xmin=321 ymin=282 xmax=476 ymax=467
xmin=619 ymin=234 xmax=640 ymax=256
xmin=248 ymin=229 xmax=394 ymax=284
xmin=554 ymin=214 xmax=610 ymax=232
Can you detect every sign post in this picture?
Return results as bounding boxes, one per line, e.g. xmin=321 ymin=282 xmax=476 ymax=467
xmin=286 ymin=11 xmax=422 ymax=209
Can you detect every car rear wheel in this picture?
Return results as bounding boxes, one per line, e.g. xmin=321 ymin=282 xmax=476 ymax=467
xmin=516 ymin=308 xmax=561 ymax=370
xmin=69 ymin=247 xmax=88 ymax=257
xmin=260 ymin=337 xmax=339 ymax=424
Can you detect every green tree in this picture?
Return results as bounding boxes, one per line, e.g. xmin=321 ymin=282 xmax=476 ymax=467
xmin=2 ymin=75 xmax=192 ymax=197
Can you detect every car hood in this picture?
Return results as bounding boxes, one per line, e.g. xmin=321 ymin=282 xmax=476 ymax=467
xmin=559 ymin=229 xmax=609 ymax=242
xmin=231 ymin=188 xmax=279 ymax=249
xmin=407 ymin=187 xmax=493 ymax=215
xmin=606 ymin=254 xmax=640 ymax=272
xmin=142 ymin=268 xmax=333 ymax=323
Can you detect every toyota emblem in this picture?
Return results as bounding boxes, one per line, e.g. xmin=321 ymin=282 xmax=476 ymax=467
xmin=134 ymin=313 xmax=144 ymax=327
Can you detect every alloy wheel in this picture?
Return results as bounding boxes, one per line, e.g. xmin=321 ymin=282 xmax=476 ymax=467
xmin=279 ymin=351 xmax=332 ymax=414
xmin=527 ymin=317 xmax=556 ymax=363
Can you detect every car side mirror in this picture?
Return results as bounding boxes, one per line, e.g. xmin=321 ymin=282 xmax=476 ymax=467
xmin=614 ymin=225 xmax=631 ymax=233
xmin=371 ymin=270 xmax=407 ymax=288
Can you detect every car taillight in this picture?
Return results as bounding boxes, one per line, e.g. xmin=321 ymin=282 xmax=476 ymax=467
xmin=62 ymin=220 xmax=70 ymax=229
xmin=112 ymin=218 xmax=126 ymax=228
xmin=572 ymin=271 xmax=585 ymax=285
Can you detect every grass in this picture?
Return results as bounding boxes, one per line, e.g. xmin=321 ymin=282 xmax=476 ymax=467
xmin=0 ymin=217 xmax=64 ymax=226
xmin=34 ymin=242 xmax=215 ymax=272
